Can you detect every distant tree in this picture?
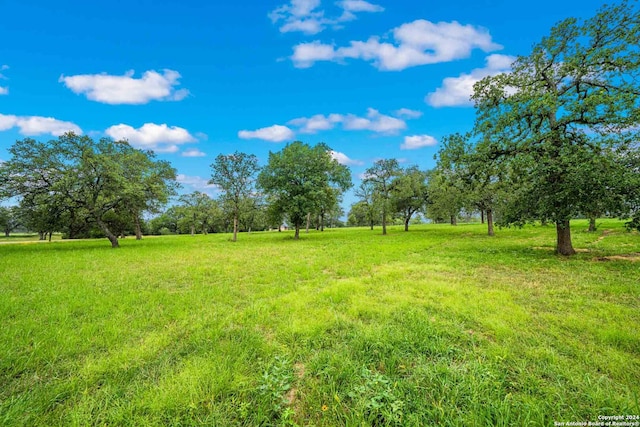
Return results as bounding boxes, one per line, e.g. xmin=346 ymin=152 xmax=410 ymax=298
xmin=322 ymin=201 xmax=345 ymax=229
xmin=0 ymin=206 xmax=21 ymax=237
xmin=472 ymin=1 xmax=640 ymax=255
xmin=210 ymin=151 xmax=260 ymax=242
xmin=315 ymin=187 xmax=344 ymax=231
xmin=364 ymin=159 xmax=400 ymax=235
xmin=622 ymin=143 xmax=640 ymax=231
xmin=0 ymin=133 xmax=178 ymax=248
xmin=149 ymin=208 xmax=180 ymax=235
xmin=347 ymin=201 xmax=370 ymax=227
xmin=436 ymin=133 xmax=509 ymax=236
xmin=353 ymin=181 xmax=379 ymax=230
xmin=257 ymin=141 xmax=352 ymax=239
xmin=176 ymin=192 xmax=218 ymax=236
xmin=390 ymin=166 xmax=429 ymax=232
xmin=18 ymin=194 xmax=63 ymax=240
xmin=426 ymin=167 xmax=466 ymax=226
xmin=238 ymin=194 xmax=267 ymax=232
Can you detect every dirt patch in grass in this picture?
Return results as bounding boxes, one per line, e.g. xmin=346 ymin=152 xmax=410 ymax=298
xmin=593 ymin=253 xmax=640 ymax=262
xmin=532 ymin=246 xmax=591 ymax=253
xmin=594 ymin=229 xmax=615 ymax=243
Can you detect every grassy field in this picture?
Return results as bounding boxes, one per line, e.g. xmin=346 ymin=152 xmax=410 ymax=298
xmin=0 ymin=220 xmax=639 ymax=426
xmin=0 ymin=233 xmax=63 ymax=243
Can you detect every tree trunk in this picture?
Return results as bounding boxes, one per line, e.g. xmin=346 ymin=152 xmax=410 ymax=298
xmin=294 ymin=223 xmax=300 ymax=240
xmin=481 ymin=210 xmax=485 ymax=224
xmin=96 ymin=218 xmax=119 ymax=248
xmin=487 ymin=209 xmax=495 ymax=236
xmin=320 ymin=213 xmax=325 ymax=231
xmin=404 ymin=217 xmax=410 ymax=232
xmin=588 ymin=216 xmax=597 ymax=232
xmin=233 ymin=215 xmax=238 ymax=242
xmin=556 ymin=220 xmax=576 ymax=256
xmin=135 ymin=216 xmax=143 ymax=240
xmin=370 ymin=221 xmax=374 ymax=231
xmin=382 ymin=210 xmax=387 ymax=235
xmin=450 ymin=215 xmax=457 ymax=226
xmin=38 ymin=231 xmax=44 ymax=240
xmin=48 ymin=232 xmax=52 ymax=242
xmin=306 ymin=212 xmax=311 ymax=233
xmin=190 ymin=224 xmax=195 ymax=236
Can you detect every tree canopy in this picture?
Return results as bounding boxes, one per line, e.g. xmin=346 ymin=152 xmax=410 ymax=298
xmin=210 ymin=151 xmax=260 ymax=242
xmin=363 ymin=159 xmax=400 ymax=235
xmin=257 ymin=141 xmax=352 ymax=239
xmin=472 ymin=1 xmax=640 ymax=255
xmin=0 ymin=133 xmax=177 ymax=247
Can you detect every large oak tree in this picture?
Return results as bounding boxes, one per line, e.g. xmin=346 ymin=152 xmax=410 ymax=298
xmin=472 ymin=1 xmax=640 ymax=255
xmin=0 ymin=133 xmax=177 ymax=248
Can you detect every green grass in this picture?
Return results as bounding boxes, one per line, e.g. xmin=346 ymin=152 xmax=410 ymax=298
xmin=0 ymin=233 xmax=63 ymax=243
xmin=1 ymin=220 xmax=638 ymax=426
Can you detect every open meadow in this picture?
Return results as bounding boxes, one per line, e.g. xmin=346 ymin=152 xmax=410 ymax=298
xmin=1 ymin=221 xmax=639 ymax=426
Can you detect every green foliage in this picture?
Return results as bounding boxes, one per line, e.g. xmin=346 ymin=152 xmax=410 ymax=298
xmin=0 ymin=206 xmax=21 ymax=236
xmin=210 ymin=151 xmax=260 ymax=241
xmin=390 ymin=166 xmax=429 ymax=231
xmin=175 ymin=192 xmax=221 ymax=235
xmin=425 ymin=167 xmax=466 ymax=225
xmin=347 ymin=200 xmax=376 ymax=227
xmin=434 ymin=133 xmax=511 ymax=235
xmin=352 ymin=181 xmax=380 ymax=230
xmin=348 ymin=367 xmax=404 ymax=426
xmin=257 ymin=141 xmax=352 ymax=239
xmin=472 ymin=1 xmax=640 ymax=254
xmin=0 ymin=133 xmax=177 ymax=247
xmin=364 ymin=159 xmax=401 ymax=235
xmin=257 ymin=356 xmax=294 ymax=423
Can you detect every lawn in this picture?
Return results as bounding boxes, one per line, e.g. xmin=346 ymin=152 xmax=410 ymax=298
xmin=0 ymin=220 xmax=638 ymax=426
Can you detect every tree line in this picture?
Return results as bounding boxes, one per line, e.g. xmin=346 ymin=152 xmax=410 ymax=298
xmin=1 ymin=2 xmax=639 ymax=255
xmin=0 ymin=137 xmax=352 ymax=247
xmin=348 ymin=1 xmax=640 ymax=256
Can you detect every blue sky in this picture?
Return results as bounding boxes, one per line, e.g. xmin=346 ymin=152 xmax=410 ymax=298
xmin=0 ymin=0 xmax=610 ymax=209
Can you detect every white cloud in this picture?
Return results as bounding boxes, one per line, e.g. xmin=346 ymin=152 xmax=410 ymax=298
xmin=105 ymin=123 xmax=196 ymax=153
xmin=278 ymin=108 xmax=407 ymax=136
xmin=176 ymin=174 xmax=219 ymax=195
xmin=238 ymin=125 xmax=295 ymax=142
xmin=288 ymin=113 xmax=343 ymax=133
xmin=0 ymin=113 xmax=82 ymax=136
xmin=394 ymin=108 xmax=423 ymax=119
xmin=0 ymin=114 xmax=16 ymax=131
xmin=269 ymin=0 xmax=327 ymax=35
xmin=342 ymin=108 xmax=406 ymax=134
xmin=181 ymin=148 xmax=207 ymax=157
xmin=292 ymin=19 xmax=502 ymax=70
xmin=59 ymin=69 xmax=189 ymax=105
xmin=401 ymin=135 xmax=438 ymax=150
xmin=269 ymin=0 xmax=383 ymax=35
xmin=1 ymin=65 xmax=9 ymax=95
xmin=330 ymin=150 xmax=363 ymax=165
xmin=337 ymin=0 xmax=384 ymax=12
xmin=291 ymin=42 xmax=338 ymax=68
xmin=426 ymin=53 xmax=515 ymax=107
